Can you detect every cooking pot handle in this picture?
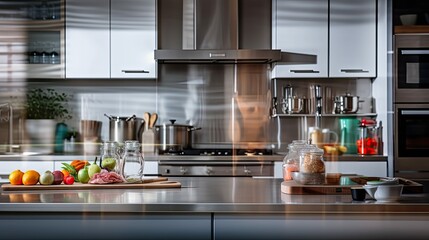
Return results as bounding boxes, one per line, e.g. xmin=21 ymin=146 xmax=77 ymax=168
xmin=126 ymin=114 xmax=136 ymax=121
xmin=188 ymin=127 xmax=202 ymax=131
xmin=104 ymin=113 xmax=113 ymax=120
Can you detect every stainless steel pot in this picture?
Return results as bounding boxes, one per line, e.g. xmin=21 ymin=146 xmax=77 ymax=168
xmin=105 ymin=114 xmax=144 ymax=143
xmin=333 ymin=93 xmax=364 ymax=114
xmin=287 ymin=96 xmax=303 ymax=114
xmin=154 ymin=119 xmax=201 ymax=153
xmin=282 ymin=96 xmax=309 ymax=114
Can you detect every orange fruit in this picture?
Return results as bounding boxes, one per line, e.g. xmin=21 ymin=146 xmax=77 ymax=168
xmin=22 ymin=170 xmax=40 ymax=185
xmin=61 ymin=169 xmax=70 ymax=180
xmin=8 ymin=169 xmax=24 ymax=185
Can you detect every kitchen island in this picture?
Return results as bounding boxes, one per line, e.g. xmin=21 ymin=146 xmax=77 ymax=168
xmin=1 ymin=177 xmax=429 ymax=240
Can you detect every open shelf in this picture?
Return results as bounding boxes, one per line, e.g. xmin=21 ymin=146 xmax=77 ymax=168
xmin=394 ymin=25 xmax=429 ymax=34
xmin=273 ymin=113 xmax=377 ymax=118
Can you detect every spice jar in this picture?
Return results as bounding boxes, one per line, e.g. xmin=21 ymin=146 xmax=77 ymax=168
xmin=283 ymin=140 xmax=308 ymax=181
xmin=296 ymin=146 xmax=325 ymax=184
xmin=120 ymin=140 xmax=144 ymax=183
xmin=357 ymin=119 xmax=378 ymax=155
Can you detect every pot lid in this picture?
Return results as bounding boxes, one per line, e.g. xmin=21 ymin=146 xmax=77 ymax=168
xmin=155 ymin=119 xmax=193 ymax=128
xmin=105 ymin=114 xmax=137 ymax=121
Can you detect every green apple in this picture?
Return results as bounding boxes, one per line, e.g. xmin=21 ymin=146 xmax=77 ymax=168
xmin=88 ymin=163 xmax=101 ymax=178
xmin=39 ymin=170 xmax=54 ymax=185
xmin=78 ymin=167 xmax=90 ymax=183
xmin=101 ymin=157 xmax=117 ymax=171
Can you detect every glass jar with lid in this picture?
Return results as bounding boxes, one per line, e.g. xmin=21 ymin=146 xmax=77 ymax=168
xmin=295 ymin=145 xmax=325 ymax=184
xmin=100 ymin=141 xmax=121 ymax=174
xmin=357 ymin=119 xmax=378 ymax=155
xmin=120 ymin=140 xmax=144 ymax=183
xmin=282 ymin=140 xmax=308 ymax=181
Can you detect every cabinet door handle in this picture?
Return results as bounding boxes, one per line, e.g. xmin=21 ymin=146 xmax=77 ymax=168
xmin=401 ymin=50 xmax=429 ymax=55
xmin=401 ymin=110 xmax=429 ymax=115
xmin=290 ymin=70 xmax=320 ymax=73
xmin=122 ymin=70 xmax=149 ymax=73
xmin=340 ymin=69 xmax=369 ymax=73
xmin=209 ymin=53 xmax=226 ymax=58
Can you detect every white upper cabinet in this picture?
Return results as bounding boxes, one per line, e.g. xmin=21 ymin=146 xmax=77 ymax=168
xmin=272 ymin=0 xmax=376 ymax=78
xmin=329 ymin=0 xmax=376 ymax=78
xmin=110 ymin=0 xmax=156 ymax=78
xmin=66 ymin=0 xmax=156 ymax=79
xmin=66 ymin=0 xmax=110 ymax=78
xmin=272 ymin=0 xmax=329 ymax=78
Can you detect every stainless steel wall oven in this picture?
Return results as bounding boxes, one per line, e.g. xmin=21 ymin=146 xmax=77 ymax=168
xmin=394 ymin=34 xmax=429 ymax=179
xmin=395 ymin=104 xmax=429 ymax=179
xmin=394 ymin=34 xmax=429 ymax=103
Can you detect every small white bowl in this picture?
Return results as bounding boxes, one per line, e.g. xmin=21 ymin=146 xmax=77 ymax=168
xmin=400 ymin=14 xmax=417 ymax=26
xmin=363 ymin=184 xmax=403 ymax=202
xmin=366 ymin=177 xmax=399 ymax=186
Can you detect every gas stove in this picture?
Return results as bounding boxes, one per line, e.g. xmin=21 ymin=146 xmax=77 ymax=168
xmin=157 ymin=148 xmax=279 ymax=177
xmin=160 ymin=148 xmax=273 ymax=156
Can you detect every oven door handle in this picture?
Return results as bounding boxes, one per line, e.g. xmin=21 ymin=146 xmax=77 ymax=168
xmin=401 ymin=50 xmax=429 ymax=55
xmin=401 ymin=110 xmax=429 ymax=115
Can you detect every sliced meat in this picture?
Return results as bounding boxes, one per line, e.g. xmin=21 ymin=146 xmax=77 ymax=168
xmin=89 ymin=169 xmax=125 ymax=184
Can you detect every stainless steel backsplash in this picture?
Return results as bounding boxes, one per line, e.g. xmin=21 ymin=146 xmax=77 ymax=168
xmin=158 ymin=63 xmax=273 ymax=150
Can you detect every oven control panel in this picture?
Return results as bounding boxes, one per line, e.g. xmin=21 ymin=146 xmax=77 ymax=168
xmin=159 ymin=164 xmax=274 ymax=177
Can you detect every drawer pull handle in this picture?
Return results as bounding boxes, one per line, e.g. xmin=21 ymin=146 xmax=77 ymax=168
xmin=290 ymin=70 xmax=320 ymax=73
xmin=122 ymin=70 xmax=149 ymax=73
xmin=340 ymin=69 xmax=369 ymax=73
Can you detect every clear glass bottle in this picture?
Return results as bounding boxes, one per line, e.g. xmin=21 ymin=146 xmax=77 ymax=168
xmin=50 ymin=49 xmax=60 ymax=64
xmin=121 ymin=140 xmax=144 ymax=183
xmin=100 ymin=141 xmax=121 ymax=174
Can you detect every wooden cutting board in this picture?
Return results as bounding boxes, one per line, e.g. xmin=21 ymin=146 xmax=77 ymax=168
xmin=281 ymin=181 xmax=353 ymax=195
xmin=281 ymin=177 xmax=424 ymax=195
xmin=1 ymin=177 xmax=181 ymax=191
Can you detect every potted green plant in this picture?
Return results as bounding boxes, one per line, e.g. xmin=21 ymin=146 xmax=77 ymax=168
xmin=23 ymin=88 xmax=72 ymax=154
xmin=26 ymin=88 xmax=72 ymax=121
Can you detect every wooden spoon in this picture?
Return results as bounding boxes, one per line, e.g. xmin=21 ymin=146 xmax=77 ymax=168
xmin=143 ymin=112 xmax=151 ymax=131
xmin=149 ymin=113 xmax=158 ymax=129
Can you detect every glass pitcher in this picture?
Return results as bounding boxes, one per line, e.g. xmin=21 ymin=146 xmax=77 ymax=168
xmin=100 ymin=141 xmax=121 ymax=174
xmin=120 ymin=140 xmax=145 ymax=183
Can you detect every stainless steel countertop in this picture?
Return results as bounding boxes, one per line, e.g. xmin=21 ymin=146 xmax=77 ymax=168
xmin=1 ymin=177 xmax=428 ymax=214
xmin=0 ymin=153 xmax=388 ymax=162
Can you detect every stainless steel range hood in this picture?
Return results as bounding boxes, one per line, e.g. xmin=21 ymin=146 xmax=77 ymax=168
xmin=155 ymin=0 xmax=315 ymax=64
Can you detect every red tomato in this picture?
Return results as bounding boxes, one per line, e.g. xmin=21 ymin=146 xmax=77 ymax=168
xmin=366 ymin=138 xmax=377 ymax=148
xmin=356 ymin=139 xmax=363 ymax=146
xmin=61 ymin=169 xmax=70 ymax=181
xmin=64 ymin=175 xmax=75 ymax=185
xmin=367 ymin=148 xmax=377 ymax=155
xmin=358 ymin=146 xmax=368 ymax=155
